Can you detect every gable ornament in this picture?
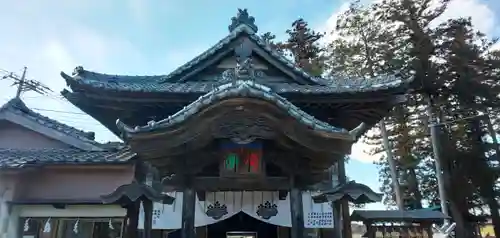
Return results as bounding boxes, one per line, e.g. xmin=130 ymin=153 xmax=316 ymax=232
xmin=221 ymin=39 xmax=265 ymax=82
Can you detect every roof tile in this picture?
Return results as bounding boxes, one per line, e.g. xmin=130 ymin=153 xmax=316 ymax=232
xmin=0 ymin=98 xmax=98 ymax=144
xmin=62 ymin=70 xmax=408 ymax=95
xmin=0 ymin=148 xmax=133 ymax=169
xmin=118 ymin=80 xmax=352 ymax=137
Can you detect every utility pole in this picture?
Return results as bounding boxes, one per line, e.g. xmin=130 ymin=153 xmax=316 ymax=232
xmin=1 ymin=67 xmax=52 ymax=98
xmin=426 ymin=97 xmax=449 ymax=223
xmin=15 ymin=67 xmax=27 ymax=99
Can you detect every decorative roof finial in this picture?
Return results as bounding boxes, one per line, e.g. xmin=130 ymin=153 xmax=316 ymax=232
xmin=72 ymin=66 xmax=84 ymax=76
xmin=228 ymin=9 xmax=258 ymax=34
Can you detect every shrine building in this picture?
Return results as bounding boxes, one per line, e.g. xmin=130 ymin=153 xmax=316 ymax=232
xmin=0 ymin=9 xmax=419 ymax=238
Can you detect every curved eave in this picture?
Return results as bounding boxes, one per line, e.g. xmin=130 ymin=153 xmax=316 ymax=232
xmin=101 ymin=182 xmax=175 ymax=205
xmin=312 ymin=181 xmax=383 ymax=204
xmin=118 ymin=80 xmax=355 ymax=139
xmin=114 ymin=80 xmax=362 ymax=155
xmin=61 ymin=70 xmax=413 ymax=97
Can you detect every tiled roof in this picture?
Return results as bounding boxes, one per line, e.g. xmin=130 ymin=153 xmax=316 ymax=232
xmin=0 ymin=98 xmax=101 ymax=147
xmin=350 ymin=210 xmax=449 ymax=222
xmin=312 ymin=181 xmax=383 ymax=204
xmin=160 ymin=25 xmax=325 ymax=84
xmin=118 ymin=80 xmax=354 ymax=138
xmin=62 ymin=70 xmax=408 ymax=95
xmin=0 ymin=148 xmax=134 ymax=169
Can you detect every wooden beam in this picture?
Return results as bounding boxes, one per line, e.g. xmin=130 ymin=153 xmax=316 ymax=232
xmin=45 ymin=164 xmax=133 ymax=171
xmin=163 ymin=176 xmax=291 ymax=191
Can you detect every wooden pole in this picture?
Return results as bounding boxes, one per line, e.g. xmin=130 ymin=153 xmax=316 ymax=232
xmin=15 ymin=67 xmax=27 ymax=99
xmin=332 ymin=201 xmax=342 ymax=238
xmin=337 ymin=158 xmax=352 ymax=238
xmin=289 ymin=176 xmax=305 ymax=238
xmin=426 ymin=96 xmax=449 ymax=223
xmin=142 ymin=200 xmax=153 ymax=238
xmin=125 ymin=201 xmax=140 ymax=238
xmin=181 ymin=186 xmax=196 ymax=238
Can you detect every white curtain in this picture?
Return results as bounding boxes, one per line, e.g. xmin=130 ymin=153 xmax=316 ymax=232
xmin=139 ymin=191 xmax=333 ymax=229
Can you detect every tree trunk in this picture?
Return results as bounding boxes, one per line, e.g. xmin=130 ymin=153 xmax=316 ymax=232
xmin=407 ymin=168 xmax=423 ymax=209
xmin=485 ymin=192 xmax=500 ymax=238
xmin=379 ymin=120 xmax=404 ymax=210
xmin=448 ymin=202 xmax=471 ymax=238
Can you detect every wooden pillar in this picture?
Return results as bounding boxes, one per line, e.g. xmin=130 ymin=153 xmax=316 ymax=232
xmin=337 ymin=159 xmax=352 ymax=238
xmin=181 ymin=187 xmax=196 ymax=238
xmin=0 ymin=197 xmax=8 ymax=237
xmin=365 ymin=222 xmax=374 ymax=238
xmin=290 ymin=177 xmax=304 ymax=238
xmin=143 ymin=199 xmax=153 ymax=238
xmin=332 ymin=201 xmax=342 ymax=238
xmin=125 ymin=201 xmax=140 ymax=238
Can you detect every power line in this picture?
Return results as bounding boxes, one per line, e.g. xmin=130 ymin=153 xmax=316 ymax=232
xmin=1 ymin=67 xmax=53 ymax=98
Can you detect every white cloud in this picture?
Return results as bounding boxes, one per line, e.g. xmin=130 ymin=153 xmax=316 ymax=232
xmin=491 ymin=41 xmax=500 ymax=51
xmin=350 ymin=141 xmax=380 ymax=163
xmin=433 ymin=0 xmax=496 ymax=34
xmin=319 ymin=0 xmax=498 ymax=163
xmin=0 ymin=1 xmax=169 ymax=142
xmin=317 ymin=2 xmax=351 ymax=44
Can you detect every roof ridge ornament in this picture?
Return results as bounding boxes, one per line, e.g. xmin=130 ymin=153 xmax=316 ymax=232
xmin=73 ymin=66 xmax=84 ymax=76
xmin=221 ymin=39 xmax=265 ymax=82
xmin=228 ymin=8 xmax=258 ymax=34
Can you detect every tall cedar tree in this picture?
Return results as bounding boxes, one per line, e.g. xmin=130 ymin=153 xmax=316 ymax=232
xmin=279 ymin=19 xmax=326 ymax=76
xmin=434 ymin=17 xmax=500 ymax=236
xmin=327 ymin=1 xmax=431 ymax=210
xmin=274 ymin=18 xmax=370 ymax=214
xmin=260 ymin=32 xmax=284 ymax=54
xmin=373 ymin=0 xmax=500 ymax=236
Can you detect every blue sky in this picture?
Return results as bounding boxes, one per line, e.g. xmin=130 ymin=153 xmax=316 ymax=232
xmin=0 ymin=0 xmax=499 ymax=210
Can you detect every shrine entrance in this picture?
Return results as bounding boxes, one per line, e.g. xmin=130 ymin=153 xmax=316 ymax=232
xmin=207 ymin=212 xmax=277 ymax=238
xmin=90 ymin=8 xmax=412 ymax=238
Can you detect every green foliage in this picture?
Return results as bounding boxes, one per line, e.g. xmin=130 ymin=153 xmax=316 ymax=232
xmin=260 ymin=32 xmax=284 ymax=54
xmin=326 ymin=0 xmax=429 ymax=210
xmin=277 ymin=19 xmax=327 ymax=76
xmin=326 ymin=1 xmax=500 ymax=236
xmin=271 ymin=2 xmax=500 ymax=235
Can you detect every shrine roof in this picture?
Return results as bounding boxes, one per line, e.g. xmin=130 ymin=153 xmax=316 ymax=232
xmin=0 ymin=98 xmax=105 ymax=151
xmin=0 ymin=148 xmax=134 ymax=169
xmin=312 ymin=181 xmax=383 ymax=204
xmin=61 ymin=9 xmax=412 ymax=96
xmin=61 ymin=69 xmax=407 ymax=95
xmin=117 ymin=80 xmax=355 ymax=138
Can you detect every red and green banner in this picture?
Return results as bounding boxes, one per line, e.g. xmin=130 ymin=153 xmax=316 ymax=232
xmin=221 ymin=141 xmax=262 ymax=174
